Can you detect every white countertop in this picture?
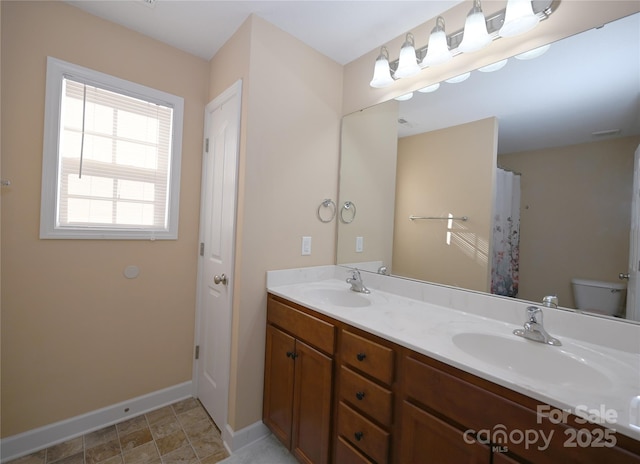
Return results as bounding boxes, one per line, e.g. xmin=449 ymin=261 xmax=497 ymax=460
xmin=267 ymin=266 xmax=640 ymax=442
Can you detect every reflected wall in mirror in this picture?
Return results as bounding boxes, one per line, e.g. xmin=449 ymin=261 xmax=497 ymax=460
xmin=337 ymin=12 xmax=640 ymax=322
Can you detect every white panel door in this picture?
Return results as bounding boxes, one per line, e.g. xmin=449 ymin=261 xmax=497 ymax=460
xmin=195 ymin=80 xmax=242 ymax=430
xmin=626 ymin=144 xmax=640 ymax=321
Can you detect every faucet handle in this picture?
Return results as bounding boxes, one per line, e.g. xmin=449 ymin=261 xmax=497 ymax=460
xmin=346 ymin=268 xmax=360 ymax=284
xmin=526 ymin=305 xmax=542 ymax=323
xmin=542 ymin=295 xmax=558 ymax=308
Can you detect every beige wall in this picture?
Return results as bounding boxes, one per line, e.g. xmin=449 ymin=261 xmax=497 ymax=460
xmin=1 ymin=1 xmax=208 ymax=437
xmin=499 ymin=136 xmax=639 ymax=308
xmin=337 ymin=100 xmax=398 ymax=270
xmin=342 ymin=1 xmax=640 ymax=115
xmin=208 ymin=16 xmax=343 ymax=430
xmin=393 ymin=118 xmax=497 ymax=292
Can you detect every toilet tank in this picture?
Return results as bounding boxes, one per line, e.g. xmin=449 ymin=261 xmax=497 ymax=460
xmin=571 ymin=278 xmax=627 ymax=316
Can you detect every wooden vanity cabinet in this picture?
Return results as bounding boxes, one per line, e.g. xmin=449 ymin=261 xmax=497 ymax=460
xmin=400 ymin=350 xmax=640 ymax=464
xmin=263 ymin=295 xmax=336 ymax=464
xmin=264 ymin=294 xmax=640 ymax=464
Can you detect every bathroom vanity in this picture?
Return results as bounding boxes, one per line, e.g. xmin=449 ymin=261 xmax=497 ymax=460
xmin=263 ymin=266 xmax=640 ymax=464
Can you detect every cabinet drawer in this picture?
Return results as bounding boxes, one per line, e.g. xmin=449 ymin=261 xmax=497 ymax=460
xmin=341 ymin=330 xmax=394 ymax=385
xmin=338 ymin=402 xmax=390 ymax=464
xmin=268 ymin=296 xmax=335 ymax=354
xmin=339 ymin=366 xmax=393 ymax=427
xmin=335 ymin=436 xmax=372 ymax=464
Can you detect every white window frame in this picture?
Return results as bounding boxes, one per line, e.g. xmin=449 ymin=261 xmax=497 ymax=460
xmin=40 ymin=57 xmax=184 ymax=240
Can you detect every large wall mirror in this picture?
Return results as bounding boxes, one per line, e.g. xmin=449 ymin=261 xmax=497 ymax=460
xmin=337 ymin=12 xmax=640 ymax=322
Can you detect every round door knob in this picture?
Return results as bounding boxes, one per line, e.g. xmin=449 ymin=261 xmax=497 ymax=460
xmin=355 ymin=391 xmax=365 ymax=401
xmin=354 ymin=431 xmax=364 ymax=441
xmin=214 ymin=274 xmax=228 ymax=285
xmin=619 ymin=273 xmax=630 ymax=280
xmin=356 ymin=352 xmax=366 ymax=361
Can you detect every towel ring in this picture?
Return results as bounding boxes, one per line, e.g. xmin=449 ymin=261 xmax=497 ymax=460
xmin=317 ymin=199 xmax=336 ymax=223
xmin=340 ymin=201 xmax=357 ymax=224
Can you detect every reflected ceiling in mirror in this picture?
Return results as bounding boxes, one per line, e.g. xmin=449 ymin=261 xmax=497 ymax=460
xmin=397 ymin=12 xmax=639 ymax=154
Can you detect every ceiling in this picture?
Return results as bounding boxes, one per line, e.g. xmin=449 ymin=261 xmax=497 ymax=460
xmin=65 ymin=1 xmax=638 ymax=154
xmin=66 ymin=0 xmax=463 ymax=65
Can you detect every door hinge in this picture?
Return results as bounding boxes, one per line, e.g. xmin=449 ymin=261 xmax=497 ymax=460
xmin=200 ymin=242 xmax=204 ymax=256
xmin=195 ymin=345 xmax=200 ymax=360
xmin=205 ymin=138 xmax=209 ymax=153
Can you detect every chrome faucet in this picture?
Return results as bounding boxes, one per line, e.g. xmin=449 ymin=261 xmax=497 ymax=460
xmin=346 ymin=269 xmax=370 ymax=294
xmin=542 ymin=295 xmax=558 ymax=308
xmin=513 ymin=306 xmax=562 ymax=346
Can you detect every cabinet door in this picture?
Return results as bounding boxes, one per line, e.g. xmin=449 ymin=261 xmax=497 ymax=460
xmin=291 ymin=340 xmax=333 ymax=464
xmin=398 ymin=401 xmax=490 ymax=464
xmin=263 ymin=325 xmax=296 ymax=448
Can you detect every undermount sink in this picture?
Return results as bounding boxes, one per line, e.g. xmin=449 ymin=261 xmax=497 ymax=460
xmin=303 ymin=288 xmax=372 ymax=307
xmin=452 ymin=332 xmax=612 ymax=390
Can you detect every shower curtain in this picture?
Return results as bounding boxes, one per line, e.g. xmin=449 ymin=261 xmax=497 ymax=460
xmin=491 ymin=168 xmax=521 ymax=297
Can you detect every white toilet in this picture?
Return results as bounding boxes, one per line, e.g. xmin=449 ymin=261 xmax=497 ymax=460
xmin=571 ymin=278 xmax=627 ymax=317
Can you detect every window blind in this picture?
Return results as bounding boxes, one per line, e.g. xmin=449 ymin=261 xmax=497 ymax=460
xmin=58 ymin=77 xmax=174 ymax=230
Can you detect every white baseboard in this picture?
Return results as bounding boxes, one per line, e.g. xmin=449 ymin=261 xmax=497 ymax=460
xmin=1 ymin=381 xmax=193 ymax=463
xmin=222 ymin=421 xmax=270 ymax=454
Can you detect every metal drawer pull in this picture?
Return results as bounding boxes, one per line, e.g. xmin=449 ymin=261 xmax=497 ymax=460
xmin=356 ymin=352 xmax=366 ymax=361
xmin=355 ymin=391 xmax=365 ymax=400
xmin=286 ymin=351 xmax=298 ymax=359
xmin=354 ymin=431 xmax=364 ymax=441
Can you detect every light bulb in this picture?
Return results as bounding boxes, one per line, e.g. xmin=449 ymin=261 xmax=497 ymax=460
xmin=445 ymin=72 xmax=471 ymax=84
xmin=394 ymin=93 xmax=414 ymax=101
xmin=369 ymin=47 xmax=394 ymax=88
xmin=395 ymin=34 xmax=421 ymax=79
xmin=459 ymin=0 xmax=491 ymax=53
xmin=418 ymin=83 xmax=440 ymax=93
xmin=478 ymin=59 xmax=508 ymax=72
xmin=499 ymin=0 xmax=539 ymax=38
xmin=422 ymin=17 xmax=452 ymax=67
xmin=515 ymin=44 xmax=551 ymax=60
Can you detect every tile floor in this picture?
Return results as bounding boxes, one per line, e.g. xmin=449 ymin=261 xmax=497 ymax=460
xmin=216 ymin=435 xmax=296 ymax=464
xmin=8 ymin=399 xmax=229 ymax=464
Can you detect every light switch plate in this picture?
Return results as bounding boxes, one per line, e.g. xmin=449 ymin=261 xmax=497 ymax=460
xmin=356 ymin=236 xmax=364 ymax=253
xmin=301 ymin=236 xmax=312 ymax=255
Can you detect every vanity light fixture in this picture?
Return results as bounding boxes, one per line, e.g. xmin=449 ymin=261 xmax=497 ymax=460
xmin=445 ymin=72 xmax=471 ymax=84
xmin=368 ymin=0 xmax=559 ymax=89
xmin=478 ymin=59 xmax=509 ymax=72
xmin=369 ymin=46 xmax=395 ymax=88
xmin=417 ymin=83 xmax=440 ymax=93
xmin=394 ymin=92 xmax=414 ymax=101
xmin=394 ymin=33 xmax=421 ymax=78
xmin=499 ymin=0 xmax=540 ymax=37
xmin=514 ymin=44 xmax=551 ymax=60
xmin=422 ymin=17 xmax=453 ymax=67
xmin=458 ymin=0 xmax=491 ymax=53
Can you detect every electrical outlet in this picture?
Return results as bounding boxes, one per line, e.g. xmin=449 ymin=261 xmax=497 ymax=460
xmin=356 ymin=236 xmax=364 ymax=253
xmin=301 ymin=236 xmax=312 ymax=255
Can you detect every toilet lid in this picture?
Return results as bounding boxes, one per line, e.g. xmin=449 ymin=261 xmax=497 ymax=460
xmin=571 ymin=278 xmax=627 ymax=290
